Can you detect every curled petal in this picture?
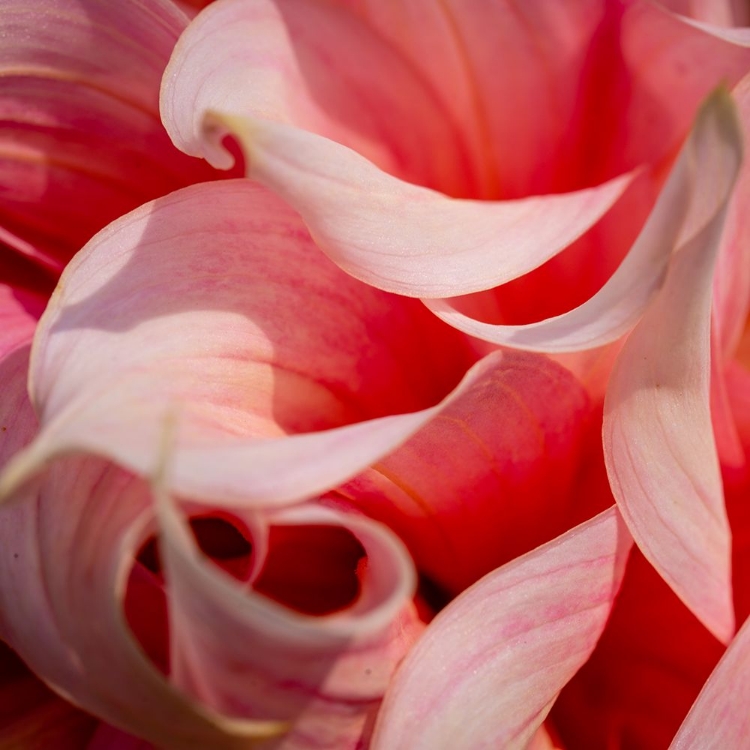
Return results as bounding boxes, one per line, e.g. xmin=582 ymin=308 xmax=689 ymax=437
xmin=331 ymin=0 xmax=750 ymax=188
xmin=425 ymin=89 xmax=738 ymax=351
xmin=370 ymin=508 xmax=633 ymax=750
xmin=671 ymin=614 xmax=750 ymax=748
xmin=602 ymin=91 xmax=742 ymax=643
xmin=158 ymin=490 xmax=423 ymax=748
xmin=0 ymin=459 xmax=284 ymax=747
xmin=0 ymin=179 xmax=478 ymax=506
xmin=341 ymin=349 xmax=592 ymax=593
xmin=160 ymin=0 xmax=634 ymax=298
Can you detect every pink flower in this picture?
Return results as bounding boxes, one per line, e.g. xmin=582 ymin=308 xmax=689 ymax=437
xmin=2 ymin=0 xmax=750 ymax=748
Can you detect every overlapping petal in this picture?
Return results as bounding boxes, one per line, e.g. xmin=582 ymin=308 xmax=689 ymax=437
xmin=0 ymin=369 xmax=425 ymax=747
xmin=160 ymin=0 xmax=637 ymax=298
xmin=160 ymin=0 xmax=750 ymax=303
xmin=0 ymin=0 xmax=223 ymax=272
xmin=425 ymin=90 xmax=738 ymax=351
xmin=0 ymin=179 xmax=481 ymax=506
xmin=602 ymin=90 xmax=742 ymax=643
xmin=158 ymin=491 xmax=423 ymax=748
xmin=340 ymin=349 xmax=592 ymax=594
xmin=370 ymin=508 xmax=632 ymax=750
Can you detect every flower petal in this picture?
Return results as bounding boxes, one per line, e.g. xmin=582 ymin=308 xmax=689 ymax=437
xmin=0 ymin=0 xmax=222 ymax=271
xmin=340 ymin=349 xmax=592 ymax=594
xmin=552 ymin=547 xmax=726 ymax=747
xmin=157 ymin=489 xmax=423 ymax=748
xmin=602 ymin=91 xmax=742 ymax=643
xmin=0 ymin=179 xmax=481 ymax=506
xmin=370 ymin=508 xmax=633 ymax=750
xmin=424 ymin=88 xmax=740 ymax=351
xmin=160 ymin=0 xmax=634 ymax=298
xmin=670 ymin=613 xmax=750 ymax=748
xmin=0 ymin=456 xmax=284 ymax=748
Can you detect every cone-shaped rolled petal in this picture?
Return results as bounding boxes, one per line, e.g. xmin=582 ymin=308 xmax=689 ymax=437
xmin=157 ymin=490 xmax=423 ymax=748
xmin=602 ymin=92 xmax=742 ymax=644
xmin=670 ymin=615 xmax=750 ymax=748
xmin=0 ymin=458 xmax=283 ymax=746
xmin=0 ymin=0 xmax=221 ymax=271
xmin=160 ymin=0 xmax=635 ymax=298
xmin=341 ymin=349 xmax=591 ymax=593
xmin=425 ymin=90 xmax=742 ymax=352
xmin=370 ymin=508 xmax=633 ymax=750
xmin=0 ymin=180 xmax=480 ymax=506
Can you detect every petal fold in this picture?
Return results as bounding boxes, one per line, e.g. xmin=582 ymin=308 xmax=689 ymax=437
xmin=424 ymin=89 xmax=742 ymax=351
xmin=602 ymin=90 xmax=742 ymax=643
xmin=0 ymin=179 xmax=477 ymax=506
xmin=160 ymin=0 xmax=634 ymax=297
xmin=341 ymin=349 xmax=592 ymax=594
xmin=157 ymin=488 xmax=423 ymax=748
xmin=370 ymin=508 xmax=633 ymax=750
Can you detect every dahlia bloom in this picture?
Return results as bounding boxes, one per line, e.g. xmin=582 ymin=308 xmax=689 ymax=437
xmin=2 ymin=0 xmax=750 ymax=748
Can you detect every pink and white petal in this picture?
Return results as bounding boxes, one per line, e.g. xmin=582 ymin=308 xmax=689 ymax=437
xmin=370 ymin=508 xmax=633 ymax=750
xmin=0 ymin=326 xmax=280 ymax=745
xmin=162 ymin=0 xmax=474 ymax=195
xmin=425 ymin=90 xmax=739 ymax=351
xmin=670 ymin=614 xmax=750 ymax=748
xmin=601 ymin=94 xmax=742 ymax=643
xmin=0 ymin=0 xmax=223 ymax=269
xmin=0 ymin=179 xmax=479 ymax=505
xmin=339 ymin=349 xmax=592 ymax=594
xmin=0 ymin=456 xmax=284 ymax=748
xmin=158 ymin=492 xmax=423 ymax=748
xmin=161 ymin=0 xmax=635 ymax=298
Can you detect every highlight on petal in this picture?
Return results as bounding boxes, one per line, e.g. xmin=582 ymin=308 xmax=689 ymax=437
xmin=425 ymin=88 xmax=739 ymax=351
xmin=0 ymin=179 xmax=480 ymax=506
xmin=370 ymin=508 xmax=633 ymax=750
xmin=160 ymin=0 xmax=634 ymax=298
xmin=602 ymin=90 xmax=742 ymax=643
xmin=670 ymin=613 xmax=750 ymax=748
xmin=0 ymin=0 xmax=222 ymax=270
